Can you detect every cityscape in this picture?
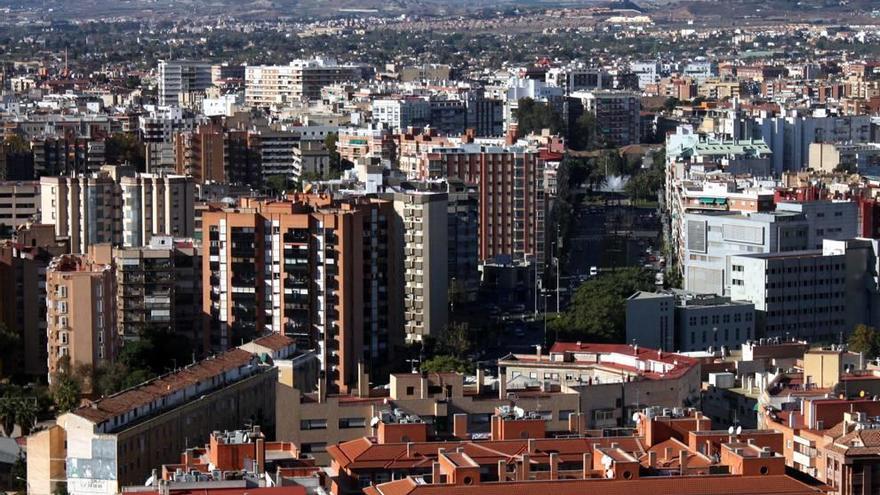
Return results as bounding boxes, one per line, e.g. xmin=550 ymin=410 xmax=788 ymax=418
xmin=3 ymin=1 xmax=880 ymax=495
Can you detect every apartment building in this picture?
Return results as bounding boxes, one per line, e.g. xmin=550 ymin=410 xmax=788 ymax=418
xmin=279 ymin=370 xmax=581 ymax=465
xmin=41 ymin=170 xmax=123 ymax=254
xmin=41 ymin=168 xmax=195 ymax=252
xmin=729 ymin=239 xmax=879 ymax=341
xmin=390 ymin=190 xmax=448 ymax=343
xmin=173 ymin=123 xmax=225 ymax=183
xmin=337 ymin=125 xmax=396 ymax=165
xmin=497 ymin=343 xmax=702 ymax=430
xmin=252 ymin=129 xmax=300 ymax=181
xmin=0 ymin=181 xmax=39 ymax=229
xmin=157 ymin=60 xmax=213 ymax=107
xmin=202 ymin=195 xmax=403 ymax=393
xmin=0 ymin=224 xmax=68 ymax=378
xmin=421 ymin=142 xmax=545 ymax=265
xmin=119 ymin=173 xmax=195 ymax=247
xmin=26 ymin=347 xmax=277 ymax=495
xmin=114 ymin=237 xmax=202 ymax=352
xmin=569 ymin=90 xmax=641 ymax=146
xmin=245 ymin=58 xmax=361 ymax=106
xmin=46 ymin=253 xmax=115 ymax=384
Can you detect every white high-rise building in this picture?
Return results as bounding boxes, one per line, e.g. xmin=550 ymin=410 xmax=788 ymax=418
xmin=157 ymin=60 xmax=213 ymax=107
xmin=245 ymin=58 xmax=361 ymax=106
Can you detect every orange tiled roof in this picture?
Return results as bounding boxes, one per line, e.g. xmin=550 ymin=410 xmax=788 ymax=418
xmin=364 ymin=474 xmax=825 ymax=495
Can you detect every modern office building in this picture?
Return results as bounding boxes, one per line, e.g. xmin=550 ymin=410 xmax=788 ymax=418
xmin=775 ymin=201 xmax=858 ymax=250
xmin=626 ymin=291 xmax=756 ymax=353
xmin=729 ymin=238 xmax=880 ymax=341
xmin=201 ymin=195 xmax=403 ymax=394
xmin=157 ymin=60 xmax=214 ymax=107
xmin=681 ymin=210 xmax=810 ymax=296
xmin=45 ymin=252 xmax=116 ymax=384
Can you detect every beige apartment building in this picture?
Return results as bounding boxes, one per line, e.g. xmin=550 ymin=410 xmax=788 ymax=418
xmin=277 ymin=370 xmax=582 ymax=465
xmin=0 ymin=181 xmax=39 ymax=230
xmin=27 ymin=347 xmax=278 ymax=495
xmin=391 ymin=190 xmax=448 ymax=343
xmin=245 ymin=58 xmax=361 ymax=106
xmin=119 ymin=173 xmax=195 ymax=247
xmin=46 ymin=252 xmax=115 ymax=384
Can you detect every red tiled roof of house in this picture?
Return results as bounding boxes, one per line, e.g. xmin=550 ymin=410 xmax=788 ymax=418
xmin=329 ymin=436 xmax=646 ymax=471
xmin=364 ymin=474 xmax=825 ymax=495
xmin=250 ymin=333 xmax=296 ymax=351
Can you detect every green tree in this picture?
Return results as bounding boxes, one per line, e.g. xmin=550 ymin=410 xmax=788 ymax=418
xmin=105 ymin=133 xmax=145 ymax=170
xmin=421 ymin=355 xmax=474 ymax=374
xmin=50 ymin=373 xmax=81 ymax=413
xmin=264 ymin=175 xmax=289 ymax=195
xmin=849 ymin=324 xmax=880 ymax=359
xmin=437 ymin=322 xmax=471 ymax=359
xmin=514 ymin=98 xmax=564 ymax=136
xmin=569 ymin=112 xmax=598 ymax=151
xmin=549 ymin=268 xmax=654 ymax=343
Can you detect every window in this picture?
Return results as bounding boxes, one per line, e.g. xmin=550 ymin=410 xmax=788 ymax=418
xmin=593 ymin=409 xmax=615 ymax=422
xmin=300 ymin=419 xmax=327 ymax=430
xmin=339 ymin=417 xmax=366 ymax=429
xmin=406 ymin=386 xmax=415 ymax=396
xmin=301 ymin=442 xmax=327 ymax=453
xmin=559 ymin=410 xmax=575 ymax=421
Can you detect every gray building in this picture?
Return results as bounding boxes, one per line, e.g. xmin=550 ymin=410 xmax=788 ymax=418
xmin=775 ymin=200 xmax=858 ymax=250
xmin=157 ymin=60 xmax=213 ymax=107
xmin=626 ymin=290 xmax=755 ymax=353
xmin=729 ymin=238 xmax=880 ymax=341
xmin=682 ymin=210 xmax=810 ymax=296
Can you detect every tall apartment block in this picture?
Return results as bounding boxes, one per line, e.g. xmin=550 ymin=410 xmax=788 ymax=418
xmin=173 ymin=122 xmax=225 ymax=183
xmin=41 ymin=167 xmax=194 ymax=252
xmin=157 ymin=60 xmax=213 ymax=107
xmin=202 ymin=195 xmax=402 ymax=393
xmin=114 ymin=237 xmax=203 ymax=354
xmin=0 ymin=181 xmax=39 ymax=231
xmin=245 ymin=58 xmax=361 ymax=106
xmin=569 ymin=90 xmax=641 ymax=146
xmin=41 ymin=171 xmax=123 ymax=254
xmin=46 ymin=253 xmax=115 ymax=385
xmin=119 ymin=173 xmax=195 ymax=247
xmin=0 ymin=224 xmax=68 ymax=378
xmin=390 ymin=190 xmax=448 ymax=343
xmin=421 ymin=142 xmax=545 ymax=265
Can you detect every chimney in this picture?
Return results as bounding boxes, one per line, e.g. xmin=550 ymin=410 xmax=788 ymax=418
xmin=647 ymin=451 xmax=657 ymax=467
xmin=549 ymin=452 xmax=559 ymax=480
xmin=536 ymin=345 xmax=542 ymax=362
xmin=705 ymin=440 xmax=712 ymax=458
xmin=528 ymin=438 xmax=536 ymax=454
xmin=679 ymin=450 xmax=687 ymax=475
xmin=453 ymin=413 xmax=468 ymax=439
xmin=498 ymin=460 xmax=507 ymax=482
xmin=255 ymin=438 xmax=265 ymax=475
xmin=520 ymin=454 xmax=530 ymax=480
xmin=432 ymin=462 xmax=442 ymax=484
xmin=407 ymin=442 xmax=414 ymax=458
xmin=476 ymin=368 xmax=485 ymax=395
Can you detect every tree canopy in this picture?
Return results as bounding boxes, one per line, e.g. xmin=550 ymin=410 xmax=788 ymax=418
xmin=849 ymin=324 xmax=880 ymax=360
xmin=514 ymin=98 xmax=564 ymax=136
xmin=549 ymin=268 xmax=655 ymax=343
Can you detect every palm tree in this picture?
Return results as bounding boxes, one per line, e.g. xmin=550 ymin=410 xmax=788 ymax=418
xmin=14 ymin=396 xmax=38 ymax=435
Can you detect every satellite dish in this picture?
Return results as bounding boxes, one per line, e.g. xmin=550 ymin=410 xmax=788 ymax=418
xmin=736 ymin=426 xmax=742 ymax=435
xmin=602 ymin=456 xmax=613 ymax=468
xmin=632 ymin=412 xmax=640 ymax=423
xmin=370 ymin=416 xmax=380 ymax=428
xmin=728 ymin=426 xmax=735 ymax=435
